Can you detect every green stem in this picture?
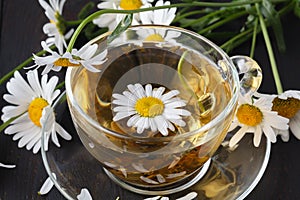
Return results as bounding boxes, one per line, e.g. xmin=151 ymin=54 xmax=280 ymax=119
xmin=198 ymin=10 xmax=248 ymax=35
xmin=250 ymin=18 xmax=259 ymax=58
xmin=180 ymin=9 xmax=226 ymax=28
xmin=220 ymin=27 xmax=255 ymax=52
xmin=173 ymin=9 xmax=212 ymax=23
xmin=255 ymin=3 xmax=283 ymax=94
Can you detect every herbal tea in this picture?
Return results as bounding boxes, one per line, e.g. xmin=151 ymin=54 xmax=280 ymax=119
xmin=70 ymin=43 xmax=234 ymax=188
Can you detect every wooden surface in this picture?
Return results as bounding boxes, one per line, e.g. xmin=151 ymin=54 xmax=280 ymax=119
xmin=0 ymin=0 xmax=300 ymax=199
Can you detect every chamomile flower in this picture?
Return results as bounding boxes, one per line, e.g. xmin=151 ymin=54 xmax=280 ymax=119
xmin=112 ymin=83 xmax=191 ymax=136
xmin=139 ymin=0 xmax=177 ymax=25
xmin=257 ymin=90 xmax=300 ymax=141
xmin=31 ymin=41 xmax=108 ymax=74
xmin=1 ymin=70 xmax=72 ymax=154
xmin=39 ymin=0 xmax=73 ymax=54
xmin=229 ymin=94 xmax=289 ymax=147
xmin=31 ymin=41 xmax=78 ymax=75
xmin=92 ymin=0 xmax=154 ymax=31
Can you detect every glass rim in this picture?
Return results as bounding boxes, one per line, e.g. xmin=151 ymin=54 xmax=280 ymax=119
xmin=65 ymin=25 xmax=240 ymax=141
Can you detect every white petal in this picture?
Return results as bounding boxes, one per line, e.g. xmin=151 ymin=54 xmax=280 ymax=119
xmin=77 ymin=188 xmax=93 ymax=200
xmin=27 ymin=70 xmax=43 ymax=96
xmin=18 ymin=129 xmax=40 ymax=148
xmin=113 ymin=106 xmax=135 ymax=112
xmin=33 ymin=140 xmax=42 ymax=154
xmin=229 ymin=126 xmax=248 ymax=147
xmin=152 ymin=87 xmax=165 ymax=98
xmin=262 ymin=125 xmax=276 ymax=143
xmin=81 ymin=62 xmax=101 ymax=73
xmin=39 ymin=173 xmax=56 ymax=195
xmin=176 ymin=192 xmax=198 ymax=200
xmin=51 ymin=129 xmax=60 ymax=147
xmin=26 ymin=133 xmax=42 ymax=150
xmin=149 ymin=118 xmax=157 ymax=132
xmin=55 ymin=122 xmax=72 ymax=140
xmin=127 ymin=114 xmax=140 ymax=127
xmin=154 ymin=116 xmax=169 ymax=136
xmin=113 ymin=111 xmax=135 ymax=121
xmin=0 ymin=163 xmax=16 ymax=168
xmin=253 ymin=126 xmax=263 ymax=147
xmin=145 ymin=84 xmax=152 ymax=97
xmin=161 ymin=90 xmax=180 ymax=101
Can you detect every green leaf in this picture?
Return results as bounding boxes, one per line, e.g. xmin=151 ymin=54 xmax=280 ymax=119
xmin=260 ymin=0 xmax=286 ymax=52
xmin=107 ymin=14 xmax=133 ymax=44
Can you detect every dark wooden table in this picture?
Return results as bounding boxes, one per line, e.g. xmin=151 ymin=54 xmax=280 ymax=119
xmin=0 ymin=0 xmax=300 ymax=199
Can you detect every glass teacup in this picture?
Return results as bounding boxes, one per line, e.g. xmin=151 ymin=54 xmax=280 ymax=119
xmin=65 ymin=25 xmax=262 ymax=195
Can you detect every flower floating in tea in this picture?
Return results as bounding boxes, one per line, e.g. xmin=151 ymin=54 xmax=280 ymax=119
xmin=1 ymin=70 xmax=71 ymax=154
xmin=229 ymin=94 xmax=289 ymax=148
xmin=112 ymin=83 xmax=191 ymax=136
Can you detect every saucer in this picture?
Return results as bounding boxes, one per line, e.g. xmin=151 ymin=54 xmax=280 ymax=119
xmin=41 ymin=92 xmax=271 ymax=200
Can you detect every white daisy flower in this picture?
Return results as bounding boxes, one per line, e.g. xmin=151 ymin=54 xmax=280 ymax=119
xmin=112 ymin=83 xmax=191 ymax=136
xmin=39 ymin=0 xmax=74 ymax=54
xmin=31 ymin=41 xmax=108 ymax=74
xmin=71 ymin=43 xmax=108 ymax=73
xmin=92 ymin=0 xmax=154 ymax=31
xmin=139 ymin=0 xmax=177 ymax=25
xmin=30 ymin=41 xmax=79 ymax=75
xmin=1 ymin=70 xmax=72 ymax=154
xmin=257 ymin=90 xmax=300 ymax=141
xmin=229 ymin=94 xmax=289 ymax=147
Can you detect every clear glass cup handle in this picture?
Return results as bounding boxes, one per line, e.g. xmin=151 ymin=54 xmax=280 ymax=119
xmin=230 ymin=55 xmax=263 ymax=96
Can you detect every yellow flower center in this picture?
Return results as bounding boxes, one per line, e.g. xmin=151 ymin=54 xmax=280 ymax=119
xmin=135 ymin=97 xmax=164 ymax=117
xmin=144 ymin=34 xmax=165 ymax=42
xmin=28 ymin=98 xmax=49 ymax=127
xmin=272 ymin=97 xmax=300 ymax=119
xmin=120 ymin=0 xmax=143 ymax=10
xmin=236 ymin=104 xmax=263 ymax=126
xmin=54 ymin=58 xmax=80 ymax=67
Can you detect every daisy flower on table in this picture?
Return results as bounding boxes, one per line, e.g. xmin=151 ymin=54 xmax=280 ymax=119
xmin=112 ymin=83 xmax=191 ymax=136
xmin=38 ymin=0 xmax=73 ymax=54
xmin=1 ymin=70 xmax=72 ymax=154
xmin=256 ymin=90 xmax=300 ymax=142
xmin=229 ymin=94 xmax=289 ymax=148
xmin=30 ymin=41 xmax=108 ymax=74
xmin=92 ymin=0 xmax=154 ymax=31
